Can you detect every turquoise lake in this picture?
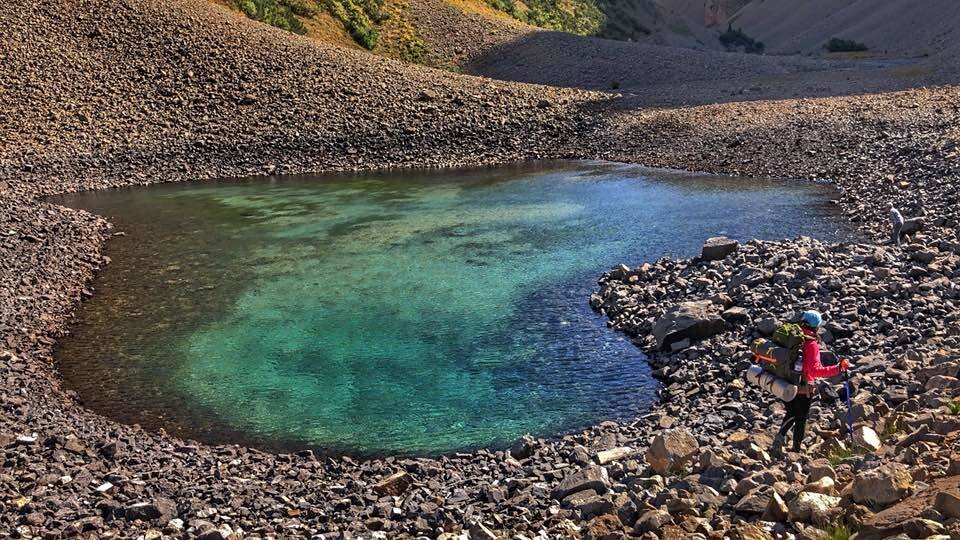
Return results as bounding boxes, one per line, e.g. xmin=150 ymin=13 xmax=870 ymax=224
xmin=54 ymin=162 xmax=851 ymax=455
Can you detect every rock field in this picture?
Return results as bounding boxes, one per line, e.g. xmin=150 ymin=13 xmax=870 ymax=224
xmin=1 ymin=0 xmax=959 ymax=538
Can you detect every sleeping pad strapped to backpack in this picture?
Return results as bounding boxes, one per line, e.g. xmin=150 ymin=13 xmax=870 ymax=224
xmin=750 ymin=322 xmax=809 ymax=386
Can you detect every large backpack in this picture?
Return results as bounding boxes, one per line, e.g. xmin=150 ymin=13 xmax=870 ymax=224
xmin=750 ymin=323 xmax=810 ymax=385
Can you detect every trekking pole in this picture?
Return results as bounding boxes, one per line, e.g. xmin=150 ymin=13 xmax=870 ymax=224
xmin=843 ymin=366 xmax=854 ymax=444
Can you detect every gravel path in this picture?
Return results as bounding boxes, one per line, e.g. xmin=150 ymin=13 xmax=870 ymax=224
xmin=1 ymin=0 xmax=959 ymax=537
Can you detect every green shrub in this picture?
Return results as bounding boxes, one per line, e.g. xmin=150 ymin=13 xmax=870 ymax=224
xmin=322 ymin=0 xmax=384 ymax=49
xmin=825 ymin=38 xmax=868 ymax=52
xmin=719 ymin=25 xmax=764 ymax=54
xmin=485 ymin=0 xmax=605 ymax=36
xmin=235 ymin=0 xmax=312 ymax=34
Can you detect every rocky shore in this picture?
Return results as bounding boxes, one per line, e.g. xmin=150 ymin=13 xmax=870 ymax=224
xmin=2 ymin=0 xmax=960 ymax=538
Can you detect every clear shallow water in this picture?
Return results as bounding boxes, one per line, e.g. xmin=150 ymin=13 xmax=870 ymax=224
xmin=54 ymin=162 xmax=851 ymax=456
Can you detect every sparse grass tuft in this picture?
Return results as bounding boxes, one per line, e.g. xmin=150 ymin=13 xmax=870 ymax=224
xmin=879 ymin=417 xmax=904 ymax=443
xmin=947 ymin=400 xmax=960 ymax=415
xmin=825 ymin=37 xmax=867 ymax=53
xmin=828 ymin=446 xmax=856 ymax=467
xmin=825 ymin=523 xmax=852 ymax=540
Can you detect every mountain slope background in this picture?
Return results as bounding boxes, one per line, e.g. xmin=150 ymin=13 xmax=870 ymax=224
xmin=214 ymin=0 xmax=960 ymax=63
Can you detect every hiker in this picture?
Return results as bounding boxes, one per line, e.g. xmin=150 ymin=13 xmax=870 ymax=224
xmin=889 ymin=203 xmax=904 ymax=247
xmin=772 ymin=310 xmax=849 ymax=454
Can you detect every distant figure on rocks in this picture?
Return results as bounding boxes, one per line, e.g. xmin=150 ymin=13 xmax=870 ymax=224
xmin=772 ymin=310 xmax=849 ymax=455
xmin=889 ymin=203 xmax=905 ymax=247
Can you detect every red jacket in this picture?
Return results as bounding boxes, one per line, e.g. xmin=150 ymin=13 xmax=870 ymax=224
xmin=799 ymin=327 xmax=841 ymax=394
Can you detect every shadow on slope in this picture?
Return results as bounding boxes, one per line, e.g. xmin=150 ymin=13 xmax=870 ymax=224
xmin=465 ymin=30 xmax=960 ymax=107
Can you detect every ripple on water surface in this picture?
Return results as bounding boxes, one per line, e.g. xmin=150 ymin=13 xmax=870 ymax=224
xmin=53 ymin=162 xmax=852 ymax=455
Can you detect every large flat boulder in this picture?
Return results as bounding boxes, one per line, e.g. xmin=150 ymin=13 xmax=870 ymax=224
xmin=552 ymin=465 xmax=610 ymax=500
xmin=646 ymin=428 xmax=699 ymax=475
xmin=652 ymin=301 xmax=725 ymax=350
xmin=852 ymin=462 xmax=913 ymax=509
xmin=860 ymin=475 xmax=959 ymax=540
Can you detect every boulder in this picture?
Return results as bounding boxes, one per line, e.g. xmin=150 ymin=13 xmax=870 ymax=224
xmin=757 ymin=317 xmax=777 ymax=335
xmin=787 ymin=492 xmax=840 ymax=525
xmin=583 ymin=514 xmax=625 ymax=540
xmin=646 ymin=429 xmax=699 ymax=475
xmin=903 ymin=518 xmax=945 ymax=537
xmin=721 ymin=306 xmax=750 ymax=323
xmin=734 ymin=486 xmax=771 ymax=515
xmin=632 ymin=509 xmax=672 ymax=534
xmin=807 ymin=459 xmax=836 ymax=483
xmin=852 ymin=463 xmax=913 ymax=508
xmin=934 ymin=491 xmax=960 ymax=519
xmin=762 ymin=491 xmax=789 ymax=522
xmin=510 ymin=434 xmax=537 ymax=459
xmin=595 ymin=447 xmax=634 ymax=465
xmin=900 ymin=217 xmax=924 ymax=234
xmin=853 ymin=426 xmax=882 ymax=452
xmin=553 ymin=465 xmax=610 ymax=500
xmin=701 ymin=237 xmax=739 ymax=261
xmin=729 ymin=524 xmax=774 ymax=540
xmin=925 ymin=375 xmax=960 ymax=391
xmin=573 ymin=494 xmax=615 ymax=518
xmin=652 ymin=301 xmax=725 ymax=350
xmin=373 ymin=471 xmax=413 ymax=496
xmin=801 ymin=476 xmax=835 ymax=496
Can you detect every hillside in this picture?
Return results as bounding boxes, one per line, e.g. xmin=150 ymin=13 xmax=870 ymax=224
xmin=727 ymin=0 xmax=960 ymax=57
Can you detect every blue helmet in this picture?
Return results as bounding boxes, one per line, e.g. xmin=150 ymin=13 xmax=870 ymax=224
xmin=801 ymin=310 xmax=823 ymax=328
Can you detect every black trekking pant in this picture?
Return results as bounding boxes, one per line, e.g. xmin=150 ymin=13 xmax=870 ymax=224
xmin=779 ymin=395 xmax=812 ymax=452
